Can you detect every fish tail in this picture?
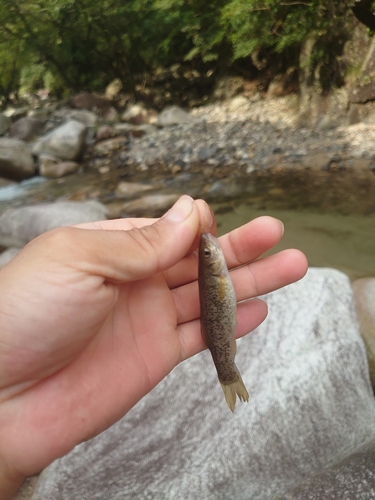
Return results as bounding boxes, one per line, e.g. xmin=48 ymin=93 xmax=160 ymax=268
xmin=220 ymin=376 xmax=249 ymax=412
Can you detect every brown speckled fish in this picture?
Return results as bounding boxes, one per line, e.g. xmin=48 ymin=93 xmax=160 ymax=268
xmin=198 ymin=231 xmax=249 ymax=412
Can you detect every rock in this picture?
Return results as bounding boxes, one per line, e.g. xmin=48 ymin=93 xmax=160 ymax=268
xmin=28 ymin=108 xmax=53 ymax=121
xmin=352 ymin=277 xmax=375 ymax=389
xmin=3 ymin=106 xmax=29 ymax=119
xmin=0 ymin=201 xmax=109 ymax=248
xmin=315 ymin=114 xmax=337 ymax=131
xmin=32 ymin=120 xmax=87 ymax=161
xmin=93 ymin=137 xmax=128 ymax=155
xmin=115 ymin=181 xmax=154 ymax=197
xmin=266 ymin=78 xmax=285 ymax=98
xmin=0 ymin=138 xmax=35 ymax=180
xmin=30 ymin=268 xmax=375 ymax=500
xmin=105 ymin=78 xmax=123 ymax=99
xmin=229 ymin=95 xmax=249 ymax=111
xmin=0 ymin=114 xmax=11 ymax=135
xmin=96 ymin=125 xmax=116 ymax=141
xmin=213 ymin=75 xmax=245 ymax=100
xmin=277 ymin=437 xmax=375 ymax=499
xmin=102 ymin=106 xmax=119 ymax=123
xmin=55 ymin=109 xmax=98 ymax=128
xmin=157 ymin=105 xmax=195 ymax=127
xmin=37 ymin=154 xmax=59 ymax=172
xmin=122 ymin=104 xmax=149 ymax=124
xmin=39 ymin=159 xmax=80 ymax=179
xmin=348 ymin=104 xmax=361 ymax=125
xmin=197 ymin=146 xmax=217 ymax=161
xmin=350 ymin=82 xmax=375 ymax=104
xmin=0 ymin=247 xmax=21 ymax=269
xmin=9 ymin=117 xmax=45 ymax=141
xmin=120 ymin=193 xmax=180 ymax=216
xmin=0 ymin=177 xmax=17 ymax=188
xmin=114 ymin=123 xmax=158 ymax=137
xmin=70 ymin=92 xmax=112 ymax=114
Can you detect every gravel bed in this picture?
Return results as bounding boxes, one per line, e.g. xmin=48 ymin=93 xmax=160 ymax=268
xmin=117 ymin=95 xmax=375 ymax=173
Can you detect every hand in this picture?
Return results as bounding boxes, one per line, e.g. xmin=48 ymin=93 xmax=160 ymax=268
xmin=0 ymin=195 xmax=307 ymax=497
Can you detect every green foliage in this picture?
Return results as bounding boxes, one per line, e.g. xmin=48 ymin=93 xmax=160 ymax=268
xmin=222 ymin=0 xmax=352 ymax=58
xmin=20 ymin=62 xmax=46 ymax=94
xmin=0 ymin=0 xmax=358 ymax=102
xmin=0 ymin=40 xmax=25 ymax=106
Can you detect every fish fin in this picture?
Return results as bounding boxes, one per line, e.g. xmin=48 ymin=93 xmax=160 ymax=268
xmin=220 ymin=377 xmax=249 ymax=412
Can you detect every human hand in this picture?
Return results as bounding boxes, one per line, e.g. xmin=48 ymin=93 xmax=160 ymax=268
xmin=0 ymin=195 xmax=308 ymax=497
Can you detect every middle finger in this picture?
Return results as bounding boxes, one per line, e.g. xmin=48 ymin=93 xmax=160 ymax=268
xmin=173 ymin=248 xmax=307 ymax=325
xmin=165 ymin=215 xmax=284 ymax=289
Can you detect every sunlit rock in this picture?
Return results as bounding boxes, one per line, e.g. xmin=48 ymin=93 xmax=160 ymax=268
xmin=115 ymin=181 xmax=154 ymax=198
xmin=105 ymin=78 xmax=123 ymax=100
xmin=120 ymin=193 xmax=180 ymax=216
xmin=32 ymin=119 xmax=87 ymax=161
xmin=157 ymin=105 xmax=195 ymax=127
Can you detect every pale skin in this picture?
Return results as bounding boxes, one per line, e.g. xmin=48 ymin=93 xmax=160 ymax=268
xmin=0 ymin=195 xmax=308 ymax=498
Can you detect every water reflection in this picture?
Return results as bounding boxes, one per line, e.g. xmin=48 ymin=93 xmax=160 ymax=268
xmin=212 ymin=170 xmax=375 ymax=281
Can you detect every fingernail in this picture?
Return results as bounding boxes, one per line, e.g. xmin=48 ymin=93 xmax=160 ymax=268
xmin=277 ymin=218 xmax=284 ymax=235
xmin=205 ymin=206 xmax=214 ymax=230
xmin=164 ymin=195 xmax=194 ymax=222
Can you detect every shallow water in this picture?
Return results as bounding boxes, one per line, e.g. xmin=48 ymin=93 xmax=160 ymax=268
xmin=215 ymin=206 xmax=375 ymax=281
xmin=211 ymin=169 xmax=375 ymax=281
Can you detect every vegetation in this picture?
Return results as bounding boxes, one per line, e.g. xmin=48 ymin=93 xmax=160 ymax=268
xmin=0 ymin=0 xmax=364 ymax=105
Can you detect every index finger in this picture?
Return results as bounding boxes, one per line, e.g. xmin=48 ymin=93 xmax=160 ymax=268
xmin=75 ymin=199 xmax=217 ymax=264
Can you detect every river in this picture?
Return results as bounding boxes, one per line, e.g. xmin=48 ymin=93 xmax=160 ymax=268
xmin=0 ymin=167 xmax=374 ymax=280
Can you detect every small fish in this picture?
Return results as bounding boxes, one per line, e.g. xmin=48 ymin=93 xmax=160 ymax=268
xmin=198 ymin=231 xmax=249 ymax=412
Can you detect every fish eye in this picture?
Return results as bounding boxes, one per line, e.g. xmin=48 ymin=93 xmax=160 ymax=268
xmin=204 ymin=248 xmax=211 ymax=257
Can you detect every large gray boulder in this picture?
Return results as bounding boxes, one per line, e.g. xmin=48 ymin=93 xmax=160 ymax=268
xmin=0 ymin=201 xmax=109 ymax=248
xmin=0 ymin=138 xmax=35 ymax=180
xmin=32 ymin=119 xmax=87 ymax=161
xmin=31 ymin=268 xmax=375 ymax=500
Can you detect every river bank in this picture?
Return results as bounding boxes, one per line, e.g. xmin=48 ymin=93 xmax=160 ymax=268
xmin=1 ymin=93 xmax=375 ymax=214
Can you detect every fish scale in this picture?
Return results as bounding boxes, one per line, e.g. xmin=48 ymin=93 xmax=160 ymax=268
xmin=198 ymin=231 xmax=249 ymax=412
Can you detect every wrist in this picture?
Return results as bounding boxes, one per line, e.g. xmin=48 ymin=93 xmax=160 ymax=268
xmin=0 ymin=456 xmax=25 ymax=500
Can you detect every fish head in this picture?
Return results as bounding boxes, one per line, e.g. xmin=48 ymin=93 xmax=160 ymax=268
xmin=199 ymin=232 xmax=227 ymax=276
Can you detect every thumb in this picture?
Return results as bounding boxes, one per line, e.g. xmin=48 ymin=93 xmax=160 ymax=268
xmin=64 ymin=195 xmax=201 ymax=282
